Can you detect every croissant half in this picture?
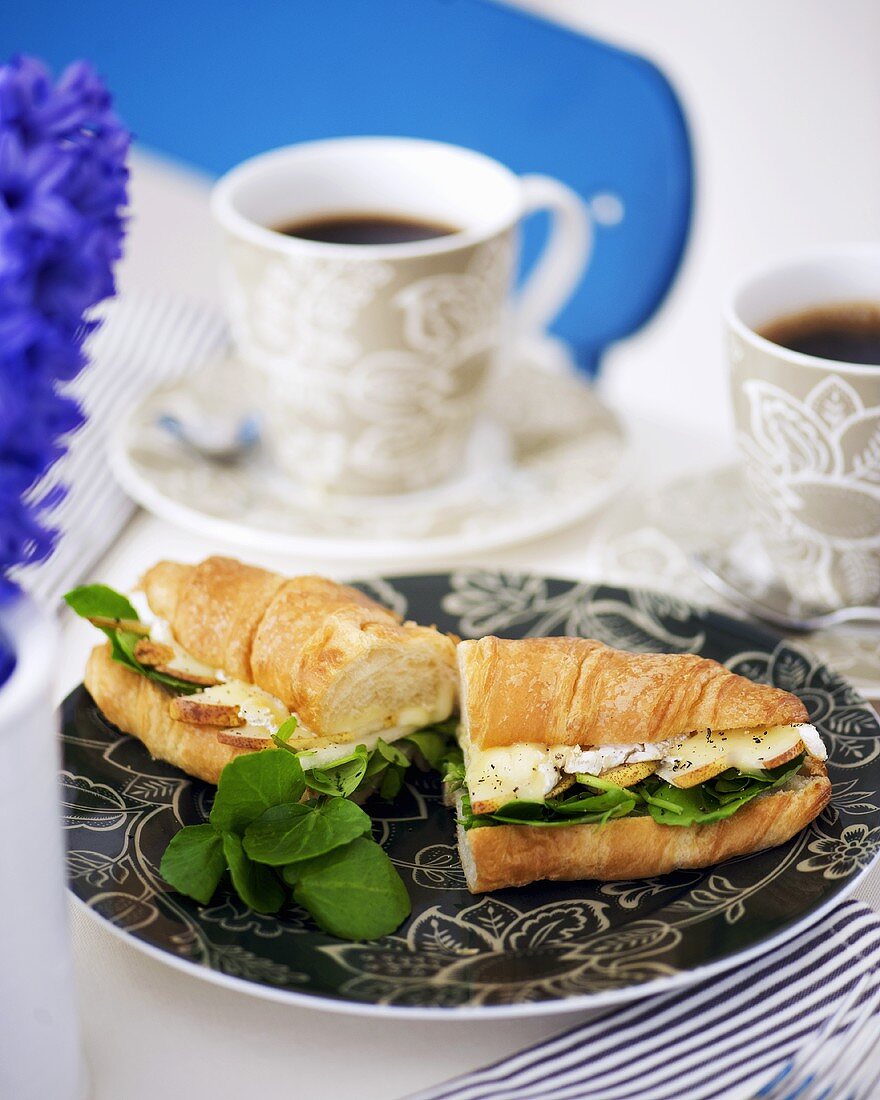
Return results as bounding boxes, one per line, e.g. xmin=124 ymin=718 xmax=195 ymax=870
xmin=83 ymin=557 xmax=457 ymax=783
xmin=459 ymin=636 xmax=808 ymax=749
xmin=453 ymin=636 xmax=830 ymax=892
xmin=85 ymin=644 xmax=249 ymax=784
xmin=457 ymin=759 xmax=831 ymax=892
xmin=142 ymin=557 xmax=457 ymax=739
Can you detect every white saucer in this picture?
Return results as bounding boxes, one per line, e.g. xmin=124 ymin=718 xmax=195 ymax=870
xmin=111 ymin=334 xmax=632 ymax=561
xmin=583 ymin=464 xmax=880 ymax=697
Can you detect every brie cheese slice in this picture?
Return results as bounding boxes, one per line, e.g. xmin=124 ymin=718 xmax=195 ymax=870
xmin=462 ymin=723 xmax=825 ymax=811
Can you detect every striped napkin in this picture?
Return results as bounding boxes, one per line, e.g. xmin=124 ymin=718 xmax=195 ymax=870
xmin=13 ymin=293 xmax=226 ymax=608
xmin=407 ymin=898 xmax=880 ymax=1100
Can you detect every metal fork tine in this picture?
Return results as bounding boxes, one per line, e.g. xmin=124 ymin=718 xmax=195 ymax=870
xmin=814 ymin=990 xmax=880 ymax=1100
xmin=756 ymin=974 xmax=873 ymax=1100
xmin=849 ymin=1019 xmax=880 ymax=1099
xmin=855 ymin=1026 xmax=880 ymax=1099
xmin=797 ymin=980 xmax=880 ymax=1100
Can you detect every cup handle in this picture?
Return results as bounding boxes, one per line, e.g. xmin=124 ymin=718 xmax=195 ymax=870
xmin=515 ymin=174 xmax=593 ymax=334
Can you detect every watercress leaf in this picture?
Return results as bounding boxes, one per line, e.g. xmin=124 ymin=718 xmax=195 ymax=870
xmin=159 ymin=823 xmax=226 ymax=905
xmin=302 ymin=746 xmax=369 ymax=797
xmin=482 ymin=801 xmax=634 ymax=827
xmin=401 ymin=729 xmax=450 ymax=770
xmin=378 ymin=764 xmax=406 ymax=801
xmin=292 ymin=837 xmax=411 ymax=940
xmin=243 ymin=799 xmax=371 ymax=865
xmin=64 ymin=584 xmax=140 ymax=623
xmin=550 ymin=788 xmax=634 ymax=814
xmin=210 ymin=750 xmax=306 ymax=834
xmin=635 ymin=754 xmax=805 ymax=826
xmin=222 ymin=833 xmax=285 ymax=913
xmin=427 ymin=718 xmax=460 ymax=739
xmin=374 ymin=739 xmax=410 ymax=767
xmin=487 ymin=800 xmax=548 ymax=822
xmin=66 ymin=585 xmax=205 ymax=695
xmin=274 ymin=715 xmax=298 ymax=743
xmin=576 ymin=775 xmax=646 ymax=803
xmin=112 ymin=629 xmax=202 ymax=695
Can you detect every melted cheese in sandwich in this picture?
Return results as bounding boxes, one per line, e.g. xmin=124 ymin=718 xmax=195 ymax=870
xmin=197 ymin=681 xmax=290 ymax=734
xmin=464 ymin=724 xmax=826 ymax=811
xmin=131 ymin=591 xmax=436 ymax=760
xmin=295 ymin=723 xmax=422 ymax=771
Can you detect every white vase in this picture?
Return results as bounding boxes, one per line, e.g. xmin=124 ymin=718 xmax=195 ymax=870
xmin=0 ymin=595 xmax=87 ymax=1099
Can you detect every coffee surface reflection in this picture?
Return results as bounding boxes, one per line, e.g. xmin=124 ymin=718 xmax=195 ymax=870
xmin=275 ymin=212 xmax=458 ymax=245
xmin=760 ymin=302 xmax=880 ymax=365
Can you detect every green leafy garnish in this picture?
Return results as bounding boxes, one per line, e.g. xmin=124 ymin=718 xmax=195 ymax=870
xmin=64 ymin=583 xmax=203 ymax=695
xmin=364 ymin=738 xmax=411 ymax=801
xmin=65 ymin=584 xmax=140 ymax=622
xmin=223 ymin=832 xmax=285 ymax=913
xmin=293 ymin=727 xmax=456 ymax=801
xmin=401 ymin=728 xmax=453 ymax=770
xmin=461 ymin=754 xmax=807 ymax=831
xmin=274 ymin=715 xmax=299 ymax=743
xmin=285 ymin=837 xmax=411 ymax=941
xmin=243 ymin=799 xmax=371 ymax=865
xmin=159 ymin=823 xmax=226 ymax=905
xmin=209 ymin=750 xmax=306 ymax=834
xmin=159 ymin=742 xmax=416 ymax=940
xmin=635 ymin=755 xmax=804 ymax=826
xmin=300 ymin=745 xmax=371 ymax=797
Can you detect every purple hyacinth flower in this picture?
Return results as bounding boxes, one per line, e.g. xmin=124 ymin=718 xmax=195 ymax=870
xmin=0 ymin=54 xmax=130 ymax=602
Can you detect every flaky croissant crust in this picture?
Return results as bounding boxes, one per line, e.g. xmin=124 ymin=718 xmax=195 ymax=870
xmin=141 ymin=556 xmax=457 ymax=736
xmin=459 ymin=636 xmax=808 ymax=750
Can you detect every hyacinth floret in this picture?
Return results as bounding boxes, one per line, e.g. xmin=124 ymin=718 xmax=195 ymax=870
xmin=0 ymin=54 xmax=129 ymax=595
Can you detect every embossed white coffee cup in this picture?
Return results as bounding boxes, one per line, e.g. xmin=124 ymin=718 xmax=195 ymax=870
xmin=212 ymin=137 xmax=590 ymax=495
xmin=727 ymin=245 xmax=880 ymax=609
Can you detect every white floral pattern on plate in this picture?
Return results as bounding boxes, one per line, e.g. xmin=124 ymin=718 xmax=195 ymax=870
xmin=323 ymin=900 xmax=682 ymax=1007
xmin=62 ymin=574 xmax=880 ymax=1014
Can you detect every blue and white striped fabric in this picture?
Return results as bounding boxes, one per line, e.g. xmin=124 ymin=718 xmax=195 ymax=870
xmin=407 ymin=899 xmax=880 ymax=1100
xmin=13 ymin=293 xmax=226 ymax=608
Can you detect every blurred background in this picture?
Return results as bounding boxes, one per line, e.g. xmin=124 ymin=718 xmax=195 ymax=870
xmin=6 ymin=0 xmax=879 ymax=439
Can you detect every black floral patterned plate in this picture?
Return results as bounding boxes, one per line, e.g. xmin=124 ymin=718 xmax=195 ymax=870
xmin=62 ymin=572 xmax=880 ymax=1017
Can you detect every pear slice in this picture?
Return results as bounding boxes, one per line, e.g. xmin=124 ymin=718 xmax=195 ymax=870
xmin=133 ymin=639 xmax=222 ymax=687
xmin=169 ymin=697 xmax=244 ymax=727
xmin=658 ymin=728 xmax=731 ymax=788
xmin=155 ymin=666 xmax=221 ymax=687
xmin=744 ymin=727 xmax=807 ymax=769
xmin=216 ymin=728 xmax=273 ymax=749
xmin=89 ymin=615 xmax=150 ymax=635
xmin=548 ymin=773 xmax=576 ymax=798
xmin=597 ymin=760 xmax=658 ymax=788
xmin=133 ymin=639 xmax=175 ymax=666
xmin=659 ymin=724 xmax=807 ymax=787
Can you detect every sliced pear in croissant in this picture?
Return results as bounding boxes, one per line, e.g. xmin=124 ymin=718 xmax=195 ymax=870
xmin=657 ymin=725 xmax=808 ymax=788
xmin=133 ymin=638 xmax=223 ymax=687
xmin=169 ymin=697 xmax=244 ymax=727
xmin=215 ymin=728 xmax=274 ymax=749
xmin=88 ymin=615 xmax=150 ymax=635
xmin=598 ymin=760 xmax=658 ymax=788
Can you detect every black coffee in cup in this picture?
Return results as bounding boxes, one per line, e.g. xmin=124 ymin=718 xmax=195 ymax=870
xmin=760 ymin=302 xmax=880 ymax=365
xmin=275 ymin=213 xmax=458 ymax=245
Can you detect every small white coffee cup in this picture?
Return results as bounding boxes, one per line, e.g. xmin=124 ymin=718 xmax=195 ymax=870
xmin=212 ymin=136 xmax=591 ymax=495
xmin=727 ymin=244 xmax=880 ymax=609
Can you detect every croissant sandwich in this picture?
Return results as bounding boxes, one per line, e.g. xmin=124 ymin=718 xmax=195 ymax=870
xmin=449 ymin=636 xmax=831 ymax=892
xmin=73 ymin=556 xmax=457 ymax=785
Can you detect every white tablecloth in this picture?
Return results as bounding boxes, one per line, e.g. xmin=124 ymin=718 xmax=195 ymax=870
xmin=60 ymin=41 xmax=880 ymax=1092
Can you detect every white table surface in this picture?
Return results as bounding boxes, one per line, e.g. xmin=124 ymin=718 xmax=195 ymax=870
xmin=58 ymin=13 xmax=880 ymax=1085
